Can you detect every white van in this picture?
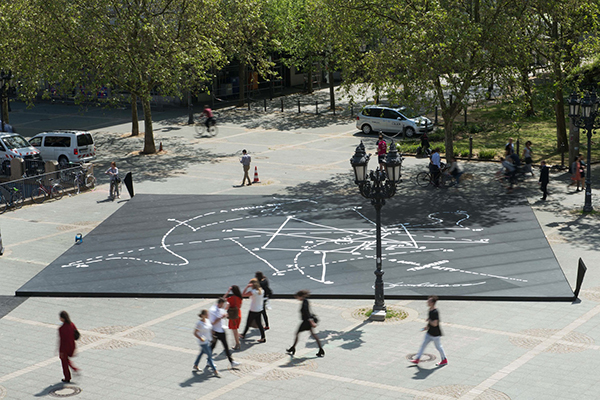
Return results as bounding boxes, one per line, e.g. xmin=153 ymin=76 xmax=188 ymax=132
xmin=0 ymin=133 xmax=42 ymax=162
xmin=29 ymin=131 xmax=96 ymax=167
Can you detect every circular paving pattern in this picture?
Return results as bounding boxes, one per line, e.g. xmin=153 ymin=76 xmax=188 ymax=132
xmin=77 ymin=326 xmax=155 ymax=350
xmin=342 ymin=305 xmax=418 ymax=324
xmin=580 ymin=287 xmax=600 ymax=302
xmin=229 ymin=353 xmax=317 ymax=380
xmin=509 ymin=329 xmax=594 ymax=353
xmin=414 ymin=385 xmax=510 ymax=400
xmin=0 ymin=385 xmax=6 ymax=400
xmin=49 ymin=386 xmax=82 ymax=397
xmin=405 ymin=353 xmax=436 ymax=363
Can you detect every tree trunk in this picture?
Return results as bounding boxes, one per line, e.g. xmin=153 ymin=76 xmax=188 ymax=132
xmin=307 ymin=64 xmax=314 ymax=94
xmin=520 ymin=68 xmax=535 ymax=117
xmin=554 ymin=85 xmax=569 ymax=156
xmin=141 ymin=97 xmax=156 ymax=154
xmin=131 ymin=93 xmax=139 ymax=136
xmin=187 ymin=89 xmax=194 ymax=125
xmin=238 ymin=62 xmax=246 ymax=107
xmin=328 ymin=70 xmax=335 ymax=111
xmin=441 ymin=103 xmax=461 ymax=161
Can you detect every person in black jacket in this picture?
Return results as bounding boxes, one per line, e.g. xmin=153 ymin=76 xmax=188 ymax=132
xmin=286 ymin=290 xmax=324 ymax=358
xmin=255 ymin=271 xmax=272 ymax=330
xmin=539 ymin=161 xmax=549 ymax=200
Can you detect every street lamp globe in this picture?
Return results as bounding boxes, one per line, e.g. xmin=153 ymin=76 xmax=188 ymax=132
xmin=568 ymin=92 xmax=580 ymax=118
xmin=350 ymin=141 xmax=370 ymax=183
xmin=384 ymin=141 xmax=402 ymax=183
xmin=581 ymin=92 xmax=593 ymax=119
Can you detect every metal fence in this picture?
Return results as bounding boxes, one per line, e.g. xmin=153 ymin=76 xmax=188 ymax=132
xmin=0 ymin=164 xmax=93 ymax=210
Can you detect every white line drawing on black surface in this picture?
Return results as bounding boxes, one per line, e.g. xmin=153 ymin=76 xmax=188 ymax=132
xmin=59 ymin=199 xmax=527 ymax=288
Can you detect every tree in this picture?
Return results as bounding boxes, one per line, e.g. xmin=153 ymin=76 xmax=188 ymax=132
xmin=10 ymin=0 xmax=225 ymax=154
xmin=328 ymin=0 xmax=528 ymax=159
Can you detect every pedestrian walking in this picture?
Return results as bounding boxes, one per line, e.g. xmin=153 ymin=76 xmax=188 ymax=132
xmin=376 ymin=133 xmax=387 ymax=171
xmin=240 ymin=278 xmax=266 ymax=343
xmin=286 ymin=290 xmax=324 ymax=357
xmin=209 ymin=298 xmax=240 ymax=368
xmin=255 ymin=271 xmax=272 ymax=330
xmin=523 ymin=141 xmax=534 ymax=176
xmin=410 ymin=296 xmax=448 ymax=367
xmin=240 ymin=149 xmax=252 ymax=186
xmin=225 ymin=285 xmax=243 ymax=350
xmin=447 ymin=157 xmax=463 ymax=186
xmin=539 ymin=161 xmax=549 ymax=201
xmin=193 ymin=309 xmax=219 ymax=376
xmin=58 ymin=311 xmax=79 ymax=383
xmin=569 ymin=154 xmax=584 ymax=192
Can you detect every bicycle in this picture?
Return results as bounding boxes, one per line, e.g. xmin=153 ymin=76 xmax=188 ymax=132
xmin=0 ymin=186 xmax=24 ymax=214
xmin=109 ymin=177 xmax=122 ymax=200
xmin=415 ymin=163 xmax=450 ymax=188
xmin=194 ymin=116 xmax=218 ymax=137
xmin=31 ymin=177 xmax=64 ymax=204
xmin=74 ymin=165 xmax=96 ymax=194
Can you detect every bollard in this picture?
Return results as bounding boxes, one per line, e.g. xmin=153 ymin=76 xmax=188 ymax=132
xmin=281 ymin=98 xmax=284 ymax=112
xmin=469 ymin=136 xmax=473 ymax=159
xmin=316 ymin=101 xmax=318 ymax=115
xmin=297 ymin=99 xmax=301 ymax=113
xmin=435 ymin=106 xmax=438 ymax=125
xmin=264 ymin=98 xmax=267 ymax=112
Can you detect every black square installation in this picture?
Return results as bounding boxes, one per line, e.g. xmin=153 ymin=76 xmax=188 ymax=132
xmin=17 ymin=194 xmax=574 ymax=300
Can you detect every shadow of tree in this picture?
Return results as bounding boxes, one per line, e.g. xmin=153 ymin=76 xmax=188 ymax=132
xmin=92 ymin=132 xmax=237 ymax=184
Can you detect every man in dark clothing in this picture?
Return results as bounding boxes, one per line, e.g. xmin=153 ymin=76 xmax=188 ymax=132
xmin=539 ymin=160 xmax=549 ymax=200
xmin=410 ymin=296 xmax=447 ymax=367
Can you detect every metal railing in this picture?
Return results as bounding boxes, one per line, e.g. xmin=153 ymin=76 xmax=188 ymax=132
xmin=0 ymin=164 xmax=94 ymax=209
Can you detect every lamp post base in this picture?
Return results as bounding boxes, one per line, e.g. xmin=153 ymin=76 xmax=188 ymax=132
xmin=583 ymin=205 xmax=594 ymax=213
xmin=370 ymin=308 xmax=387 ymax=321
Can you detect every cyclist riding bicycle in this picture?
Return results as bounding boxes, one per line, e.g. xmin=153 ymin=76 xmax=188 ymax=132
xmin=202 ymin=105 xmax=216 ymax=129
xmin=105 ymin=161 xmax=120 ymax=200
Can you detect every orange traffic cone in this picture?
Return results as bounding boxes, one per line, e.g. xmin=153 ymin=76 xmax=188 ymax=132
xmin=253 ymin=166 xmax=260 ymax=183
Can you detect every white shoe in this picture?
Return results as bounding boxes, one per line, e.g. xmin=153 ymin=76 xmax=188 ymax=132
xmin=231 ymin=361 xmax=240 ymax=367
xmin=192 ymin=365 xmax=201 ymax=372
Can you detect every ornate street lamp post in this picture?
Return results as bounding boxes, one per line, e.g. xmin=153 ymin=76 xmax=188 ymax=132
xmin=350 ymin=141 xmax=403 ymax=320
xmin=568 ymin=91 xmax=599 ymax=213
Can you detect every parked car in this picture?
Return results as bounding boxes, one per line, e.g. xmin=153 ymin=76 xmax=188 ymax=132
xmin=0 ymin=133 xmax=43 ymax=175
xmin=29 ymin=131 xmax=96 ymax=167
xmin=356 ymin=105 xmax=433 ymax=137
xmin=0 ymin=227 xmax=4 ymax=256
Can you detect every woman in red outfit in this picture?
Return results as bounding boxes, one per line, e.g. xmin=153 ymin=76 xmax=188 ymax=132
xmin=58 ymin=311 xmax=78 ymax=383
xmin=225 ymin=285 xmax=243 ymax=350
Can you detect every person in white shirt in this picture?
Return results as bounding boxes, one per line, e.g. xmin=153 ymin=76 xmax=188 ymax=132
xmin=193 ymin=310 xmax=219 ymax=376
xmin=209 ymin=298 xmax=240 ymax=368
xmin=429 ymin=148 xmax=442 ymax=187
xmin=240 ymin=278 xmax=266 ymax=343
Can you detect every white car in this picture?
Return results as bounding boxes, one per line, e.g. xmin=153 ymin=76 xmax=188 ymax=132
xmin=29 ymin=131 xmax=96 ymax=167
xmin=356 ymin=105 xmax=433 ymax=137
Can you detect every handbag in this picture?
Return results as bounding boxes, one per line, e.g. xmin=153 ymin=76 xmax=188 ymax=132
xmin=74 ymin=328 xmax=80 ymax=341
xmin=227 ymin=307 xmax=239 ymax=319
xmin=311 ymin=314 xmax=319 ymax=324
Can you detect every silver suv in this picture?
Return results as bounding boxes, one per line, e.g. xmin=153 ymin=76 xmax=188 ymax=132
xmin=356 ymin=105 xmax=433 ymax=137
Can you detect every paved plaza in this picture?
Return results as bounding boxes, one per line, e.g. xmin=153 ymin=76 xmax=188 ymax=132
xmin=1 ymin=96 xmax=600 ymax=399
